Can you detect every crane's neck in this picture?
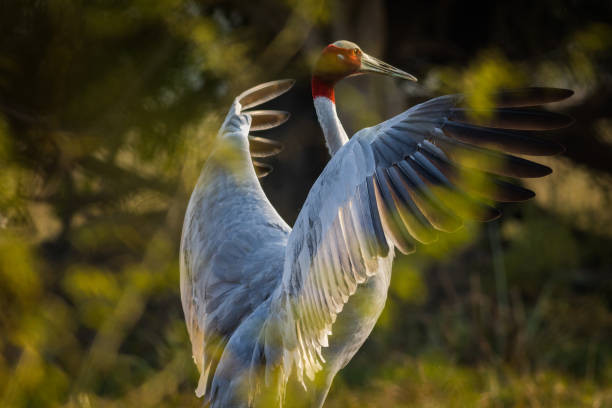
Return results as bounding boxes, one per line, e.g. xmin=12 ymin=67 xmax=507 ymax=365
xmin=312 ymin=77 xmax=349 ymax=156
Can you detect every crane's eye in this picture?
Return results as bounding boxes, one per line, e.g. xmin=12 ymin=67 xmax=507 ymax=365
xmin=352 ymin=48 xmax=361 ymax=56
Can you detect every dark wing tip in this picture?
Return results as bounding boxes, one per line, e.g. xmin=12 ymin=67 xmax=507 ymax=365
xmin=449 ymin=108 xmax=575 ymax=131
xmin=522 ymin=189 xmax=536 ymax=201
xmin=491 ymin=181 xmax=536 ymax=202
xmin=535 ymin=163 xmax=553 ymax=177
xmin=419 ymin=147 xmax=538 ymax=202
xmin=493 ymin=87 xmax=574 ymax=108
xmin=548 ymin=87 xmax=574 ymax=100
xmin=442 ymin=121 xmax=566 ymax=156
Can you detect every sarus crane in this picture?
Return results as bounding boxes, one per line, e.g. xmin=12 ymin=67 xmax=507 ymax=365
xmin=180 ymin=40 xmax=573 ymax=407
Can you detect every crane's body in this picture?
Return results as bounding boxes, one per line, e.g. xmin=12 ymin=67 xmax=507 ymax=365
xmin=180 ymin=41 xmax=573 ymax=407
xmin=181 ymin=97 xmax=393 ymax=407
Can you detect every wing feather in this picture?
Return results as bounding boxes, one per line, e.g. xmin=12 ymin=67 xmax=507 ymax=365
xmin=441 ymin=120 xmax=564 ymax=155
xmin=381 ymin=167 xmax=438 ymax=244
xmin=447 ymin=107 xmax=574 ymax=130
xmin=263 ymin=87 xmax=571 ymax=392
xmin=180 ymin=80 xmax=294 ymax=400
xmin=365 ymin=176 xmax=391 ymax=255
xmin=391 ymin=162 xmax=462 ymax=233
xmin=238 ymin=79 xmax=295 ymax=110
xmin=373 ymin=169 xmax=417 ymax=254
xmin=338 ymin=203 xmax=369 ymax=282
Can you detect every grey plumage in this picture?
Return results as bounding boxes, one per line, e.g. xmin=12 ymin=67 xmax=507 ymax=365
xmin=180 ymin=81 xmax=572 ymax=407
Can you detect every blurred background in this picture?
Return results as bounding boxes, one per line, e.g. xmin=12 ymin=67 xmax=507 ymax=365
xmin=1 ymin=0 xmax=611 ymax=406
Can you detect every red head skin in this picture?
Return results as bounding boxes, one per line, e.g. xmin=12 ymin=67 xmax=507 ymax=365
xmin=312 ymin=44 xmax=363 ymax=103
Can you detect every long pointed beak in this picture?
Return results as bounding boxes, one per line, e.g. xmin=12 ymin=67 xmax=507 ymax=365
xmin=359 ymin=53 xmax=417 ymax=81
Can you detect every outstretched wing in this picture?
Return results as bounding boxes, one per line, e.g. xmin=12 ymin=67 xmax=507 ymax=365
xmin=180 ymin=80 xmax=294 ymax=398
xmin=263 ymin=88 xmax=573 ymax=387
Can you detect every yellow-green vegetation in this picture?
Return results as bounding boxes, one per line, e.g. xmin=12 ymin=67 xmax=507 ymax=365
xmin=0 ymin=1 xmax=611 ymax=407
xmin=327 ymin=354 xmax=612 ymax=407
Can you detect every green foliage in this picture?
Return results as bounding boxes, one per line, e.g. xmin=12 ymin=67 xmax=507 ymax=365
xmin=0 ymin=0 xmax=611 ymax=407
xmin=326 ymin=354 xmax=612 ymax=407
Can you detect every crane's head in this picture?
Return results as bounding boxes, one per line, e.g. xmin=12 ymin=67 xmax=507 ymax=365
xmin=313 ymin=40 xmax=417 ymax=85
